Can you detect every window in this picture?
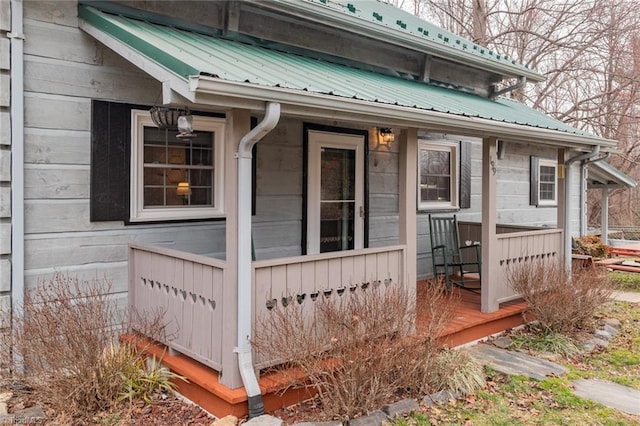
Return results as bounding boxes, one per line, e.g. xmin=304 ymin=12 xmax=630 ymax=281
xmin=530 ymin=156 xmax=557 ymax=207
xmin=418 ymin=140 xmax=459 ymax=210
xmin=130 ymin=110 xmax=225 ymax=222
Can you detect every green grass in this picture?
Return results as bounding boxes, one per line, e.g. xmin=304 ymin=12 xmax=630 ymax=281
xmin=395 ymin=302 xmax=640 ymax=426
xmin=609 ymin=271 xmax=640 ymax=292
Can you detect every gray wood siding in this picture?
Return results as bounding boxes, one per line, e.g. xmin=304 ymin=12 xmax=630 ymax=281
xmin=20 ymin=7 xmax=226 ymax=298
xmin=252 ymin=119 xmax=400 ymax=259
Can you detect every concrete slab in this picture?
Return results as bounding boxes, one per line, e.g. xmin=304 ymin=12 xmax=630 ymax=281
xmin=466 ymin=344 xmax=567 ymax=380
xmin=572 ymin=379 xmax=640 ymax=415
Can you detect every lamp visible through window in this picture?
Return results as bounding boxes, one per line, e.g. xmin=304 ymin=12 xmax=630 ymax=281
xmin=176 ymin=181 xmax=191 ymax=196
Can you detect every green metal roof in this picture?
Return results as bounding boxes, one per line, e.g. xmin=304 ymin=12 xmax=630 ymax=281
xmin=265 ymin=0 xmax=543 ymax=81
xmin=79 ymin=4 xmax=614 ymax=147
xmin=589 ymin=161 xmax=636 ymax=189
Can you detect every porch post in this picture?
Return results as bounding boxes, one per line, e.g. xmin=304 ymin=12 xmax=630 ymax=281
xmin=556 ymin=149 xmax=566 ymax=238
xmin=481 ymin=137 xmax=498 ymax=313
xmin=398 ymin=129 xmax=417 ymax=308
xmin=220 ymin=108 xmax=250 ymax=389
xmin=601 ymin=188 xmax=610 ymax=245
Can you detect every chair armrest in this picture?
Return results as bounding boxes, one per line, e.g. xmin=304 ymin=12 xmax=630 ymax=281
xmin=459 ymin=243 xmax=480 ymax=251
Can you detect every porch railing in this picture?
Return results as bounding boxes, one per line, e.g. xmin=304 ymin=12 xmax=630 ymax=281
xmin=129 ymin=243 xmax=225 ymax=371
xmin=495 ymin=228 xmax=563 ymax=303
xmin=252 ymin=245 xmax=406 ymax=368
xmin=458 ymin=223 xmax=563 ymax=304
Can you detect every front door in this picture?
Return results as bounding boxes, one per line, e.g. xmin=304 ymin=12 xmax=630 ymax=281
xmin=307 ymin=130 xmax=365 ymax=255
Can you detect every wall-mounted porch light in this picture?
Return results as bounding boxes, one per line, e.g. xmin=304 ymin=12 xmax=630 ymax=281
xmin=375 ymin=127 xmax=395 ymax=150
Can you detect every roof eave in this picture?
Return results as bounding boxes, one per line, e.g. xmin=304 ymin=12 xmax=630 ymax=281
xmin=257 ymin=0 xmax=545 ymax=83
xmin=189 ymin=76 xmax=615 ymax=150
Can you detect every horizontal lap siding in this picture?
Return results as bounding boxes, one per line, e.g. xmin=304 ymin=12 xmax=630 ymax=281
xmin=21 ymin=10 xmax=226 ymax=300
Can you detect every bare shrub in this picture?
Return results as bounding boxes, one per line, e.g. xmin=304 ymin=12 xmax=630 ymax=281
xmin=4 ymin=273 xmax=172 ymax=417
xmin=508 ymin=260 xmax=615 ymax=334
xmin=253 ymin=281 xmax=460 ymax=420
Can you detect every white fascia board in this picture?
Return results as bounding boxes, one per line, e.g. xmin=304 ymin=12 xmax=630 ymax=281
xmin=189 ymin=76 xmax=617 ymax=151
xmin=258 ymin=1 xmax=544 ymax=82
xmin=78 ymin=20 xmax=196 ymax=105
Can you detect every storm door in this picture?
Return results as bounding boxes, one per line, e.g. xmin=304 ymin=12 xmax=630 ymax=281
xmin=307 ymin=130 xmax=365 ymax=255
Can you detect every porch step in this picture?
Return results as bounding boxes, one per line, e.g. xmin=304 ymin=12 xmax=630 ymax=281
xmin=123 ymin=335 xmax=314 ymax=418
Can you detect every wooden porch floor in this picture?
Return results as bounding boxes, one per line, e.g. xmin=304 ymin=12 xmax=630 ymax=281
xmin=415 ymin=280 xmax=528 ymax=347
xmin=141 ymin=282 xmax=529 ymax=418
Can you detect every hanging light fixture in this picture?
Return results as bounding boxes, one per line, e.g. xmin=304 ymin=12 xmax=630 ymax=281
xmin=176 ymin=111 xmax=197 ymax=139
xmin=149 ymin=106 xmax=182 ymax=130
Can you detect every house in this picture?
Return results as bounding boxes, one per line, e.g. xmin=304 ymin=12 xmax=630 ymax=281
xmin=0 ymin=0 xmax=632 ymax=418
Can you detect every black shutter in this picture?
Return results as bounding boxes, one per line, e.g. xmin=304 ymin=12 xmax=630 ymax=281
xmin=90 ymin=100 xmax=131 ymax=222
xmin=459 ymin=140 xmax=471 ymax=209
xmin=530 ymin=156 xmax=539 ymax=206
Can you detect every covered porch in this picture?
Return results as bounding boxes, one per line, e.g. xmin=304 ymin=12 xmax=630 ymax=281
xmin=79 ymin=1 xmax=616 ymax=417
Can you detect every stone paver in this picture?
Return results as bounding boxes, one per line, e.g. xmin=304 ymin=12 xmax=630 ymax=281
xmin=347 ymin=410 xmax=387 ymax=426
xmin=244 ymin=415 xmax=284 ymax=426
xmin=467 ymin=344 xmax=567 ymax=380
xmin=572 ymin=379 xmax=640 ymax=415
xmin=382 ymin=398 xmax=420 ymax=419
xmin=611 ymin=291 xmax=640 ymax=303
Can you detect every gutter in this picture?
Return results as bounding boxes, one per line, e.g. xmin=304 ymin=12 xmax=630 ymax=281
xmin=190 ymin=77 xmax=618 ymax=151
xmin=489 ymin=76 xmax=526 ymax=100
xmin=235 ymin=102 xmax=280 ymax=418
xmin=564 ymin=146 xmax=600 ymax=272
xmin=9 ymin=0 xmax=25 ymax=368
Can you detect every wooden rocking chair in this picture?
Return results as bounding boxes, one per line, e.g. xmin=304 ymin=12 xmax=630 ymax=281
xmin=428 ymin=214 xmax=481 ymax=291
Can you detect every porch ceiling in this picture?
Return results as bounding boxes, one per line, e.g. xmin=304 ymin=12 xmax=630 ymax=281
xmin=78 ymin=4 xmax=617 ymax=151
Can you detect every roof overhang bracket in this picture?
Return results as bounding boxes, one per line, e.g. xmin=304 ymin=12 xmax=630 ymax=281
xmin=224 ymin=1 xmax=241 ymax=36
xmin=490 ymin=75 xmax=526 ymax=99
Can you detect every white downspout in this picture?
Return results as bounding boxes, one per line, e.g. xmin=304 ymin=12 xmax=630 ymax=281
xmin=235 ymin=102 xmax=280 ymax=418
xmin=564 ymin=146 xmax=600 ymax=272
xmin=9 ymin=0 xmax=25 ymax=368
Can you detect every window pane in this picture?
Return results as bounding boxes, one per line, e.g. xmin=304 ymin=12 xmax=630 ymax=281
xmin=321 ymin=148 xmax=355 ymax=201
xmin=420 ymin=148 xmax=452 ymax=202
xmin=320 ymin=202 xmax=354 ymax=253
xmin=142 ymin=127 xmax=215 ymax=209
xmin=540 ymin=182 xmax=555 ymax=200
xmin=539 ymin=165 xmax=556 ymax=201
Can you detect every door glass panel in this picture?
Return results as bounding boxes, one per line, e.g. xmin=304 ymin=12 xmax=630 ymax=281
xmin=319 ymin=147 xmax=356 ymax=253
xmin=320 ymin=203 xmax=355 ymax=252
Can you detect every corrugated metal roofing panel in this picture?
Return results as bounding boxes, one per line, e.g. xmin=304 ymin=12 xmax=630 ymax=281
xmin=589 ymin=162 xmax=636 ymax=188
xmin=298 ymin=0 xmax=535 ymax=73
xmin=79 ymin=5 xmax=593 ymax=138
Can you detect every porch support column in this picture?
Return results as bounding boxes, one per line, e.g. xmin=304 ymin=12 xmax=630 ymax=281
xmin=398 ymin=129 xmax=417 ymax=306
xmin=220 ymin=108 xmax=250 ymax=389
xmin=481 ymin=137 xmax=498 ymax=313
xmin=556 ymin=149 xmax=566 ymax=265
xmin=601 ymin=188 xmax=610 ymax=245
xmin=556 ymin=149 xmax=566 ymax=231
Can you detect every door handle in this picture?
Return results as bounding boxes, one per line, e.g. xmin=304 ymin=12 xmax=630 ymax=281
xmin=359 ymin=206 xmax=365 ymax=218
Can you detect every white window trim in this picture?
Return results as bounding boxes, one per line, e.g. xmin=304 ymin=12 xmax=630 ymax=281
xmin=418 ymin=140 xmax=459 ymax=211
xmin=537 ymin=158 xmax=558 ymax=206
xmin=130 ymin=110 xmax=225 ymax=222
